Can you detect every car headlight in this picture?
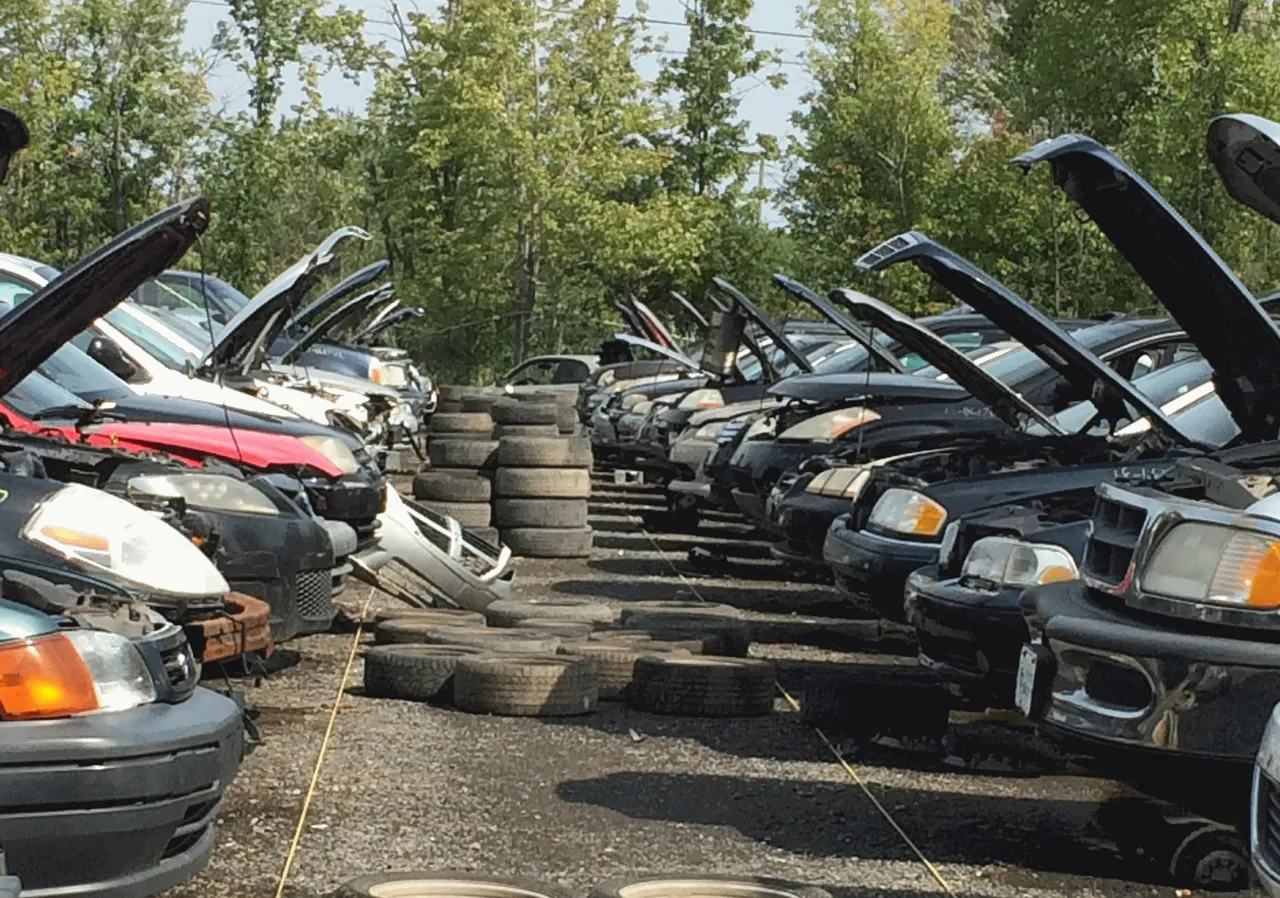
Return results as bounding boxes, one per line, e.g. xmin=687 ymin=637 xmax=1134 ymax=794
xmin=299 ymin=434 xmax=361 ymax=475
xmin=369 ymin=361 xmax=386 ymax=384
xmin=0 ymin=629 xmax=157 ymax=720
xmin=620 ymin=393 xmax=646 ymax=412
xmin=806 ymin=466 xmax=871 ymax=499
xmin=678 ymin=388 xmax=724 ymax=411
xmin=779 ymin=406 xmax=881 ymax=442
xmin=868 ymin=487 xmax=948 ymax=537
xmin=1141 ymin=522 xmax=1280 ymax=609
xmin=960 ymin=536 xmax=1078 ymax=588
xmin=128 ymin=473 xmax=280 ymax=516
xmin=598 ymin=370 xmax=616 ymax=388
xmin=694 ymin=421 xmax=727 ymax=441
xmin=742 ymin=415 xmax=776 ymax=440
xmin=22 ymin=483 xmax=230 ymax=598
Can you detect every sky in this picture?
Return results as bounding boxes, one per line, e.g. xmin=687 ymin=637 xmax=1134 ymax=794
xmin=182 ymin=0 xmax=813 ymax=208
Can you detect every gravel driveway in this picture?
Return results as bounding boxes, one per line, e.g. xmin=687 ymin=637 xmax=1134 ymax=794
xmin=165 ymin=478 xmax=1259 ymax=898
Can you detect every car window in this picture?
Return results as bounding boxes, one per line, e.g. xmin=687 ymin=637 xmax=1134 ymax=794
xmin=4 ymin=370 xmax=90 ymax=417
xmin=37 ymin=345 xmax=135 ymax=401
xmin=506 ymin=360 xmax=557 ymax=386
xmin=104 ymin=309 xmax=201 ymax=371
xmin=0 ymin=274 xmax=36 ymax=308
xmin=552 ymin=360 xmax=590 ymax=384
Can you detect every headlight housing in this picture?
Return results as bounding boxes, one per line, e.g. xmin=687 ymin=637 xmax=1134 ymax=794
xmin=0 ymin=629 xmax=156 ymax=720
xmin=742 ymin=415 xmax=776 ymax=441
xmin=299 ymin=434 xmax=361 ymax=475
xmin=805 ymin=466 xmax=871 ymax=500
xmin=779 ymin=406 xmax=880 ymax=442
xmin=128 ymin=473 xmax=280 ymax=516
xmin=694 ymin=421 xmax=727 ymax=441
xmin=960 ymin=536 xmax=1078 ymax=588
xmin=1141 ymin=523 xmax=1280 ymax=609
xmin=22 ymin=483 xmax=230 ymax=599
xmin=868 ymin=488 xmax=948 ymax=537
xmin=678 ymin=388 xmax=724 ymax=411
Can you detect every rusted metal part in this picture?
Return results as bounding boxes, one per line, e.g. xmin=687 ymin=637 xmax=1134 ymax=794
xmin=185 ymin=592 xmax=274 ymax=663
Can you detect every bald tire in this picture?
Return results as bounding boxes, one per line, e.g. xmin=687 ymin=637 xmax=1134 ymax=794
xmin=492 ymin=498 xmax=588 ymax=529
xmin=556 ymin=405 xmax=578 ymax=434
xmin=495 ymin=467 xmax=591 ymax=499
xmin=485 ymin=597 xmax=617 ymax=628
xmin=421 ymin=625 xmax=561 ymax=654
xmin=558 ymin=642 xmax=693 ymax=700
xmin=491 ymin=400 xmax=558 ymax=425
xmin=374 ymin=608 xmax=486 ymax=638
xmin=437 ymin=385 xmax=490 ymax=402
xmin=339 ymin=872 xmax=574 ymax=898
xmin=501 ymin=527 xmax=593 ymax=558
xmin=624 ymin=613 xmax=750 ymax=656
xmin=363 ymin=644 xmax=484 ymax=702
xmin=430 ymin=412 xmax=494 ymax=435
xmin=460 ymin=395 xmax=502 ymax=413
xmin=493 ymin=423 xmax=561 ymax=438
xmin=589 ymin=876 xmax=831 ymax=898
xmin=628 ymin=656 xmax=775 ymax=717
xmin=514 ymin=619 xmax=598 ymax=639
xmin=412 ymin=472 xmax=492 ymax=503
xmin=419 ymin=500 xmax=491 ymax=528
xmin=619 ymin=600 xmax=743 ymax=621
xmin=471 ymin=526 xmax=501 ymax=547
xmin=428 ymin=439 xmax=499 ymax=470
xmin=453 ymin=654 xmax=599 ymax=717
xmin=434 ymin=401 xmax=462 ymax=414
xmin=497 ymin=436 xmax=591 ymax=468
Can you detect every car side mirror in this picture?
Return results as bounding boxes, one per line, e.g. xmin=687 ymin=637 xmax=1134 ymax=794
xmin=88 ymin=336 xmax=139 ymax=381
xmin=1208 ymin=114 xmax=1280 ymax=225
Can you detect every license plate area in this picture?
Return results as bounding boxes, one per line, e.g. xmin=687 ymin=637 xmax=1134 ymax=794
xmin=1015 ymin=643 xmax=1054 ymax=718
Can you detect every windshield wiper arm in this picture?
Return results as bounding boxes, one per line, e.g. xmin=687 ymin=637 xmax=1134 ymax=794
xmin=30 ymin=401 xmax=125 ymax=426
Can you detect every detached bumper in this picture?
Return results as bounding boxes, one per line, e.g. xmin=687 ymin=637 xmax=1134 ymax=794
xmin=1024 ymin=580 xmax=1280 ymax=763
xmin=905 ymin=566 xmax=1026 ymax=706
xmin=0 ymin=688 xmax=243 ymax=898
xmin=823 ymin=516 xmax=938 ymax=621
xmin=186 ymin=592 xmax=274 ymax=663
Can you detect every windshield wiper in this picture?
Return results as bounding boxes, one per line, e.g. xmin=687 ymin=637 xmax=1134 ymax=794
xmin=30 ymin=401 xmax=126 ymax=427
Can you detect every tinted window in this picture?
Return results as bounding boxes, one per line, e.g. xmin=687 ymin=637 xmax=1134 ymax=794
xmin=37 ymin=345 xmax=133 ymax=402
xmin=104 ymin=308 xmax=201 ymax=371
xmin=5 ymin=371 xmax=90 ymax=417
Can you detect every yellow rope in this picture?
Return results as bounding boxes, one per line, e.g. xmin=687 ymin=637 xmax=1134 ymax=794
xmin=638 ymin=527 xmax=956 ymax=896
xmin=274 ymin=586 xmax=376 ymax=898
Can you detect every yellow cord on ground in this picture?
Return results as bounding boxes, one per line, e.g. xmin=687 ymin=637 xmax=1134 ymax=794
xmin=274 ymin=586 xmax=377 ymax=898
xmin=638 ymin=527 xmax=956 ymax=896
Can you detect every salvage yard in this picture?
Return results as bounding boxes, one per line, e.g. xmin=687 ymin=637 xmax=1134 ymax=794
xmin=171 ymin=477 xmax=1203 ymax=898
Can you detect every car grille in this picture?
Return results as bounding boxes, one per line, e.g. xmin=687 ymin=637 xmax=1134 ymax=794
xmin=296 ymin=569 xmax=334 ymax=622
xmin=160 ymin=640 xmax=199 ymax=701
xmin=1257 ymin=773 xmax=1280 ymax=873
xmin=1081 ymin=491 xmax=1148 ymax=588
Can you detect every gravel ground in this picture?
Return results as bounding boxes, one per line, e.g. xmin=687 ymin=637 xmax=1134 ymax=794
xmin=166 ymin=477 xmax=1260 ymax=898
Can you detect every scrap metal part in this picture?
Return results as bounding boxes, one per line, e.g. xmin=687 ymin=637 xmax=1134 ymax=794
xmin=184 ymin=592 xmax=274 ymax=663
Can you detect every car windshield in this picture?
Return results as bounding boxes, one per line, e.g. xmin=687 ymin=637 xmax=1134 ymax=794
xmin=149 ymin=272 xmax=251 ymax=319
xmin=0 ymin=297 xmax=134 ymax=403
xmin=914 ymin=341 xmax=1023 ymax=380
xmin=105 ymin=306 xmax=202 ymax=371
xmin=5 ymin=370 xmax=91 ymax=418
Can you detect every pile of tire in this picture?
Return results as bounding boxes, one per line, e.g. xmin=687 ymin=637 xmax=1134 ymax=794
xmin=416 ymin=388 xmax=503 ymax=545
xmin=339 ymin=872 xmax=832 ymax=898
xmin=491 ymin=396 xmax=593 ymax=558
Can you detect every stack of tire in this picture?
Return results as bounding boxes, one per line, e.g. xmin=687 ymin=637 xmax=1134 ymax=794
xmin=491 ymin=396 xmax=593 ymax=558
xmin=416 ymin=388 xmax=502 ymax=544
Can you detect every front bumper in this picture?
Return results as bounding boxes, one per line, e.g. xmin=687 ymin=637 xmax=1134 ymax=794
xmin=0 ymin=688 xmax=243 ymax=898
xmin=823 ymin=515 xmax=939 ymax=621
xmin=905 ymin=566 xmax=1026 ymax=706
xmin=1023 ymin=579 xmax=1280 ymax=764
xmin=769 ymin=487 xmax=849 ymax=569
xmin=1252 ymin=706 xmax=1280 ymax=896
xmin=728 ymin=439 xmax=825 ymax=504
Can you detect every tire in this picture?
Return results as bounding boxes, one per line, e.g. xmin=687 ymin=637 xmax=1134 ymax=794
xmin=434 ymin=400 xmax=462 ymax=414
xmin=590 ymin=877 xmax=831 ymax=898
xmin=623 ymin=613 xmax=751 ymax=657
xmin=431 ymin=412 xmax=493 ymax=434
xmin=493 ymin=423 xmax=561 ymax=438
xmin=422 ymin=625 xmax=561 ymax=654
xmin=588 ymin=629 xmax=654 ymax=644
xmin=492 ymin=400 xmax=558 ymax=425
xmin=460 ymin=395 xmax=501 ymax=413
xmin=501 ymin=527 xmax=593 ymax=558
xmin=497 ymin=436 xmax=591 ymax=468
xmin=472 ymin=526 xmax=501 ymax=547
xmin=429 ymin=439 xmax=499 ymax=470
xmin=453 ymin=654 xmax=599 ymax=717
xmin=514 ymin=619 xmax=597 ymax=639
xmin=485 ymin=597 xmax=617 ymax=628
xmin=495 ymin=467 xmax=591 ymax=498
xmin=628 ymin=656 xmax=775 ymax=717
xmin=374 ymin=613 xmax=486 ymax=644
xmin=363 ymin=644 xmax=484 ymax=702
xmin=373 ymin=606 xmax=486 ymax=628
xmin=620 ymin=600 xmax=743 ymax=621
xmin=492 ymin=498 xmax=589 ymax=529
xmin=556 ymin=405 xmax=577 ymax=433
xmin=339 ymin=873 xmax=575 ymax=898
xmin=412 ymin=472 xmax=492 ymax=502
xmin=559 ymin=642 xmax=692 ymax=700
xmin=420 ymin=500 xmax=491 ymax=528
xmin=437 ymin=385 xmax=489 ymax=402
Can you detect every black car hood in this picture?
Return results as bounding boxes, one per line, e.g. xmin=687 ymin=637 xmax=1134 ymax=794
xmin=831 ymin=287 xmax=1062 ymax=434
xmin=669 ymin=291 xmax=710 ymax=329
xmin=345 ymin=292 xmax=400 ymax=341
xmin=1014 ymin=135 xmax=1280 ymax=443
xmin=713 ymin=278 xmax=813 ymax=377
xmin=771 ymin=275 xmax=909 ymax=374
xmin=633 ymin=298 xmax=681 ymax=353
xmin=0 ymin=198 xmax=208 ymax=397
xmin=288 ymin=259 xmax=391 ymax=334
xmin=200 ymin=226 xmax=371 ymax=376
xmin=355 ymin=306 xmax=422 ymax=344
xmin=769 ymin=371 xmax=965 ymax=403
xmin=279 ymin=283 xmax=394 ymax=364
xmin=856 ymin=230 xmax=1193 ymax=446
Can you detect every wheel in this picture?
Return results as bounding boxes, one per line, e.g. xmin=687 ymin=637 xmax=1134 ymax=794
xmin=493 ymin=423 xmax=561 ymax=438
xmin=492 ymin=498 xmax=588 ymax=528
xmin=513 ymin=619 xmax=598 ymax=639
xmin=430 ymin=412 xmax=494 ymax=435
xmin=453 ymin=654 xmax=599 ymax=716
xmin=428 ymin=439 xmax=499 ymax=470
xmin=412 ymin=472 xmax=492 ymax=502
xmin=590 ymin=876 xmax=831 ymax=898
xmin=338 ymin=873 xmax=574 ymax=898
xmin=500 ymin=526 xmax=593 ymax=558
xmin=619 ymin=600 xmax=744 ymax=621
xmin=497 ymin=436 xmax=592 ymax=468
xmin=373 ymin=606 xmax=485 ymax=629
xmin=559 ymin=641 xmax=693 ymax=700
xmin=418 ymin=500 xmax=491 ymax=528
xmin=494 ymin=467 xmax=591 ymax=498
xmin=422 ymin=625 xmax=562 ymax=654
xmin=491 ymin=400 xmax=558 ymax=425
xmin=375 ymin=614 xmax=487 ymax=644
xmin=363 ymin=644 xmax=484 ymax=702
xmin=484 ymin=597 xmax=617 ymax=628
xmin=628 ymin=656 xmax=776 ymax=717
xmin=1169 ymin=823 xmax=1250 ymax=891
xmin=623 ymin=613 xmax=751 ymax=656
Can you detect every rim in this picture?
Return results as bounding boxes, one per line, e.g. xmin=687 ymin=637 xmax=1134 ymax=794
xmin=367 ymin=882 xmax=555 ymax=898
xmin=615 ymin=881 xmax=801 ymax=898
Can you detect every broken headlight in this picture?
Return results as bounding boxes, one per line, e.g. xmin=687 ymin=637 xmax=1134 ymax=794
xmin=128 ymin=473 xmax=280 ymax=516
xmin=805 ymin=466 xmax=871 ymax=500
xmin=868 ymin=488 xmax=948 ymax=537
xmin=1141 ymin=522 xmax=1280 ymax=610
xmin=960 ymin=536 xmax=1078 ymax=588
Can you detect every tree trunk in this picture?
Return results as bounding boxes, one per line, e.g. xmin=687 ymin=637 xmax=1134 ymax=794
xmin=513 ymin=217 xmax=538 ymax=363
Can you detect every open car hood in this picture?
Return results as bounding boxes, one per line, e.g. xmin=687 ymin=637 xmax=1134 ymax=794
xmin=289 ymin=259 xmax=390 ymax=335
xmin=831 ymin=288 xmax=1062 ymax=434
xmin=356 ymin=305 xmax=422 ymax=344
xmin=279 ymin=283 xmax=395 ymax=364
xmin=0 ymin=106 xmax=29 ymax=186
xmin=771 ymin=274 xmax=909 ymax=374
xmin=612 ymin=333 xmax=701 ymax=372
xmin=200 ymin=226 xmax=371 ymax=375
xmin=345 ymin=292 xmax=400 ymax=341
xmin=614 ymin=301 xmax=654 ymax=343
xmin=669 ymin=291 xmax=709 ymax=329
xmin=713 ymin=278 xmax=813 ymax=377
xmin=0 ymin=199 xmax=208 ymax=397
xmin=857 ymin=230 xmax=1193 ymax=446
xmin=1015 ymin=135 xmax=1280 ymax=443
xmin=633 ymin=298 xmax=681 ymax=352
